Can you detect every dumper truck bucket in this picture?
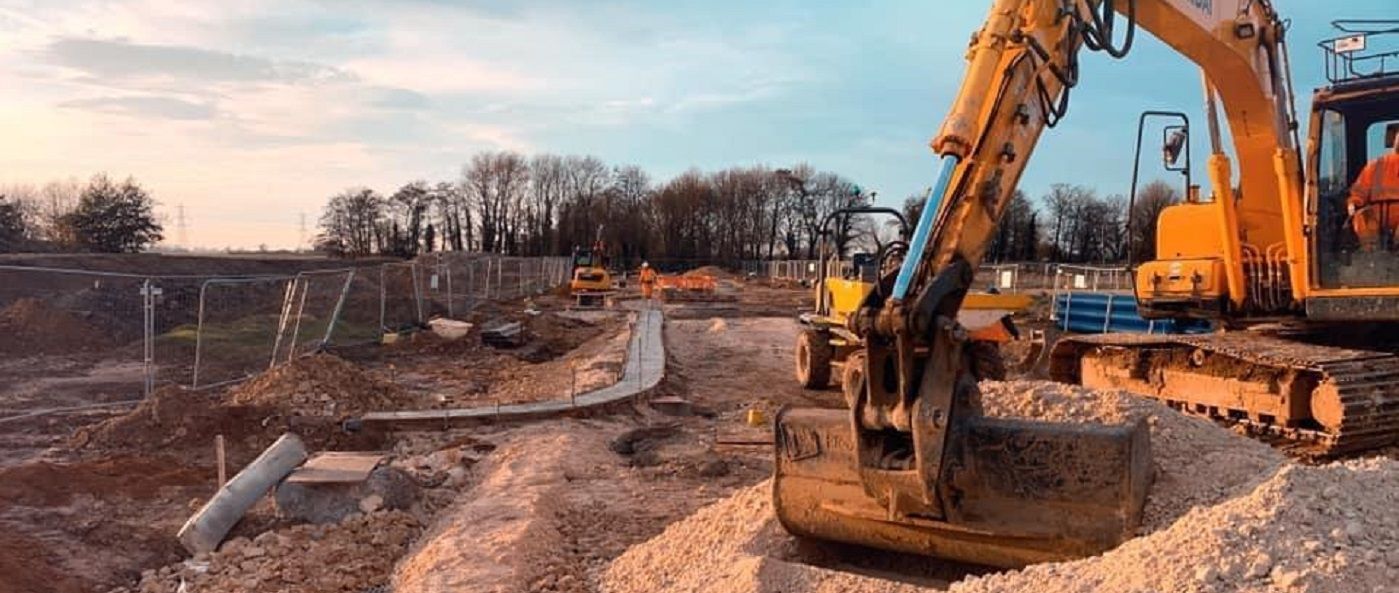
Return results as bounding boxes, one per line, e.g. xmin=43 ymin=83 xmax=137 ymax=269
xmin=773 ymin=406 xmax=1151 ymax=568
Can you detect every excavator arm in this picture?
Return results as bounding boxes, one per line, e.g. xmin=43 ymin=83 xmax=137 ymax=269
xmin=774 ymin=0 xmax=1301 ymax=568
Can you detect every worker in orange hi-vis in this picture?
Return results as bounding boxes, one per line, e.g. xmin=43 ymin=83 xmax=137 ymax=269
xmin=1349 ymin=133 xmax=1399 ymax=250
xmin=639 ymin=262 xmax=658 ymax=299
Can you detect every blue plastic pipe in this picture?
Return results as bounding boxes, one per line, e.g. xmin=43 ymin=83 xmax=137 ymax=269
xmin=892 ymin=155 xmax=960 ymax=301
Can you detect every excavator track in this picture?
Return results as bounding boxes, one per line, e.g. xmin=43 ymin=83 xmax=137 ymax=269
xmin=1049 ymin=332 xmax=1399 ymax=457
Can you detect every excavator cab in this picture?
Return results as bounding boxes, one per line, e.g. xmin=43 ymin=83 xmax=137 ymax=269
xmin=1307 ymin=24 xmax=1399 ymax=317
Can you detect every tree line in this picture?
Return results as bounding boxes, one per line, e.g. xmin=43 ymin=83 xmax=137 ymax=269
xmin=316 ymin=153 xmax=872 ymax=263
xmin=0 ymin=174 xmax=164 ymax=253
xmin=899 ymin=179 xmax=1181 ymax=265
xmin=318 ymin=150 xmax=1185 ymax=266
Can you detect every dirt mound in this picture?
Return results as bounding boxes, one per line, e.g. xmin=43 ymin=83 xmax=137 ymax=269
xmin=606 ymin=464 xmax=1399 ymax=593
xmin=227 ymin=353 xmax=401 ymax=415
xmin=684 ymin=265 xmax=736 ymax=280
xmin=0 ymin=531 xmax=90 ymax=593
xmin=0 ymin=297 xmax=111 ymax=355
xmin=602 ymin=380 xmax=1321 ymax=593
xmin=0 ymin=453 xmax=214 ymax=593
xmin=0 ymin=455 xmax=204 ymax=507
xmin=72 ymin=386 xmax=277 ymax=458
xmin=121 ymin=510 xmax=422 ymax=593
xmin=952 ymin=458 xmax=1399 ymax=593
xmin=518 ymin=313 xmax=604 ymax=362
xmin=74 ymin=379 xmax=387 ymax=465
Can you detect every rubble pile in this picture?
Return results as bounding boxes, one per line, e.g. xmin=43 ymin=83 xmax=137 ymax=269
xmin=118 ymin=510 xmax=421 ymax=593
xmin=228 ymin=353 xmax=401 ymax=416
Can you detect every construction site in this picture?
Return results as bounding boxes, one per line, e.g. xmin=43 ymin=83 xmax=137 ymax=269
xmin=6 ymin=2 xmax=1399 ymax=593
xmin=0 ymin=246 xmax=1394 ymax=593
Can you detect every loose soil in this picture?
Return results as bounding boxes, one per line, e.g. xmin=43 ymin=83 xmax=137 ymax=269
xmin=341 ymin=310 xmax=630 ymax=408
xmin=0 ymin=297 xmax=112 ymax=355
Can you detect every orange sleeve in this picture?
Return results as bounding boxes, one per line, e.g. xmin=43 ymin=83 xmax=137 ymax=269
xmin=1350 ymin=161 xmax=1376 ymax=208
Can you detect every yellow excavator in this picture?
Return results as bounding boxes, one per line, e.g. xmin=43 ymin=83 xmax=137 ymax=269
xmin=794 ymin=206 xmax=1033 ymax=393
xmin=774 ymin=0 xmax=1399 ymax=570
xmin=569 ymin=236 xmax=614 ymax=308
xmin=1052 ymin=16 xmax=1399 ymax=458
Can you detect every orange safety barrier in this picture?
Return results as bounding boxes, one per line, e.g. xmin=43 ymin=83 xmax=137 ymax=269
xmin=656 ymin=275 xmax=717 ymax=292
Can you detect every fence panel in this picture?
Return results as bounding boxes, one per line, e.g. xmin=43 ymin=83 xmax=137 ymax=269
xmin=1 ymin=255 xmax=572 ymax=405
xmin=0 ymin=267 xmax=151 ymax=414
xmin=191 ymin=276 xmax=294 ymax=388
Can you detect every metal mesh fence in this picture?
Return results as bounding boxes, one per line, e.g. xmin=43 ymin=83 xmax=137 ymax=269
xmin=741 ymin=259 xmax=1134 ymax=295
xmin=0 ymin=267 xmax=152 ymax=409
xmin=191 ymin=276 xmax=293 ymax=388
xmin=0 ymin=255 xmax=572 ymax=411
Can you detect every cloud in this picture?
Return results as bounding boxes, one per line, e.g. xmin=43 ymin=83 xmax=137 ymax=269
xmin=42 ymin=37 xmax=353 ymax=84
xmin=59 ymin=95 xmax=217 ymax=120
xmin=341 ymin=55 xmax=541 ymax=94
xmin=369 ymin=87 xmax=432 ymax=110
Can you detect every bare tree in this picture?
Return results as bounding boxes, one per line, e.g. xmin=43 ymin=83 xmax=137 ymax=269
xmin=464 ymin=151 xmax=530 ymax=254
xmin=385 ymin=181 xmax=431 ymax=257
xmin=431 ymin=181 xmax=470 ymax=251
xmin=317 ymin=188 xmax=383 ymax=257
xmin=528 ymin=154 xmax=568 ymax=255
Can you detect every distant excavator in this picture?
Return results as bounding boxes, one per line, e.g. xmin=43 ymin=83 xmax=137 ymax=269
xmin=569 ymin=230 xmax=614 ymax=308
xmin=773 ymin=0 xmax=1399 ymax=570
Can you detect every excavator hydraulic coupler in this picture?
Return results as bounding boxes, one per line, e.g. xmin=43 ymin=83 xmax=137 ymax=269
xmin=772 ymin=406 xmax=1151 ymax=568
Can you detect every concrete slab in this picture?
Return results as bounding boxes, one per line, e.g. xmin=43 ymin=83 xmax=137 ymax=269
xmin=285 ymin=452 xmax=386 ymax=484
xmin=359 ymin=308 xmax=665 ymax=430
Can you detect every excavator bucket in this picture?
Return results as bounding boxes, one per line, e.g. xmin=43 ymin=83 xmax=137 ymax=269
xmin=773 ymin=406 xmax=1151 ymax=568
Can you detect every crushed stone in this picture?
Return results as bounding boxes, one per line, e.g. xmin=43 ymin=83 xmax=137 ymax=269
xmin=603 ymin=380 xmax=1393 ymax=593
xmin=115 ymin=510 xmax=421 ymax=593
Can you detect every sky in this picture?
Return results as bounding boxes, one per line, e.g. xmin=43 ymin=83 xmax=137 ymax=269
xmin=0 ymin=0 xmax=1394 ymax=250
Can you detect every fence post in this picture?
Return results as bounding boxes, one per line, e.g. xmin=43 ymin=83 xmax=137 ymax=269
xmin=141 ymin=278 xmax=157 ymax=398
xmin=484 ymin=257 xmax=493 ymax=300
xmin=411 ymin=263 xmax=425 ymax=325
xmin=286 ymin=277 xmax=311 ymax=362
xmin=322 ymin=269 xmax=355 ymax=348
xmin=445 ymin=262 xmax=454 ymax=318
xmin=193 ymin=280 xmax=211 ymax=388
xmin=271 ymin=278 xmax=297 ymax=368
xmin=378 ymin=265 xmax=388 ymax=333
